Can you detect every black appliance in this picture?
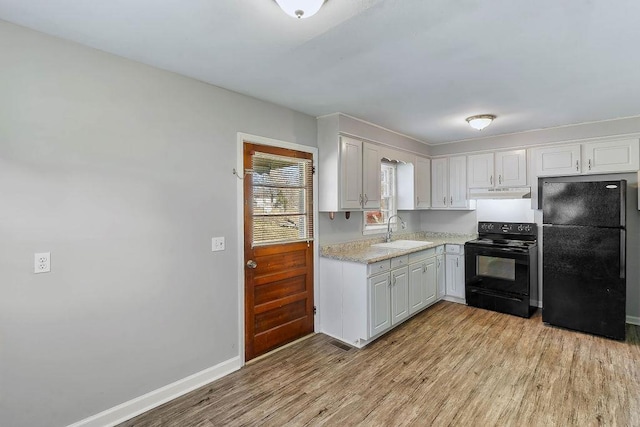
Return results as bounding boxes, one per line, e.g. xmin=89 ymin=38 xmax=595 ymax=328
xmin=465 ymin=222 xmax=538 ymax=318
xmin=542 ymin=180 xmax=626 ymax=340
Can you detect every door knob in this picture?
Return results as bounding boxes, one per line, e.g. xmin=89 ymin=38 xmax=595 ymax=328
xmin=246 ymin=260 xmax=257 ymax=269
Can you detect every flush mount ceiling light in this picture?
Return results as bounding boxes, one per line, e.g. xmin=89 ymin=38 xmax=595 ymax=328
xmin=466 ymin=114 xmax=496 ymax=131
xmin=275 ymin=0 xmax=325 ymax=19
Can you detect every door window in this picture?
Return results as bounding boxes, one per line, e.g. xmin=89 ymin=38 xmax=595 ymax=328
xmin=251 ymin=152 xmax=313 ymax=246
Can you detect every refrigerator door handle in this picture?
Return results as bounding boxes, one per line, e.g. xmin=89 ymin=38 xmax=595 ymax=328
xmin=620 ymin=229 xmax=626 ymax=279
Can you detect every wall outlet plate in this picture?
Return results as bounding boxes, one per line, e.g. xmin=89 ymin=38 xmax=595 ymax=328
xmin=212 ymin=237 xmax=225 ymax=252
xmin=34 ymin=252 xmax=51 ymax=273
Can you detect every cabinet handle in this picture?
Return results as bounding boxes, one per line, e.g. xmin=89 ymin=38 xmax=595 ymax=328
xmin=456 ymin=258 xmax=459 ymax=267
xmin=490 ymin=175 xmax=493 ymax=185
xmin=388 ymin=278 xmax=392 ymax=288
xmin=450 ymin=196 xmax=453 ymax=205
xmin=359 ymin=194 xmax=363 ymax=206
xmin=576 ymin=160 xmax=579 ymax=171
xmin=392 ymin=276 xmax=396 ymax=286
xmin=499 ymin=174 xmax=502 ymax=184
xmin=423 ymin=263 xmax=427 ymax=273
xmin=364 ymin=194 xmax=369 ymax=205
xmin=588 ymin=159 xmax=592 ymax=170
xmin=417 ymin=196 xmax=420 ymax=204
xmin=443 ymin=196 xmax=446 ymax=205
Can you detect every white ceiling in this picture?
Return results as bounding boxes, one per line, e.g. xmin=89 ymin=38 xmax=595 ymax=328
xmin=2 ymin=0 xmax=640 ymax=144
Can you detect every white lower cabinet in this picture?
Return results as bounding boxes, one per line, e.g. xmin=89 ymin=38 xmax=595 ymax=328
xmin=368 ymin=272 xmax=391 ymax=337
xmin=445 ymin=244 xmax=466 ymax=300
xmin=320 ymin=246 xmax=445 ymax=348
xmin=408 ymin=251 xmax=437 ymax=315
xmin=390 ymin=264 xmax=409 ymax=325
xmin=436 ymin=252 xmax=445 ymax=299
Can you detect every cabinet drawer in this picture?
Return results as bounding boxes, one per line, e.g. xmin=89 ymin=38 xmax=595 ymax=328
xmin=409 ymin=248 xmax=436 ymax=263
xmin=445 ymin=244 xmax=464 ymax=255
xmin=391 ymin=255 xmax=409 ymax=269
xmin=368 ymin=259 xmax=390 ymax=276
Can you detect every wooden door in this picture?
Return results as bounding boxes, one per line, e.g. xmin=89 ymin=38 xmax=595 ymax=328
xmin=244 ymin=142 xmax=314 ymax=361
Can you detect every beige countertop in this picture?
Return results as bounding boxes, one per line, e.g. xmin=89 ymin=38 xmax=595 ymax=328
xmin=320 ymin=231 xmax=477 ymax=264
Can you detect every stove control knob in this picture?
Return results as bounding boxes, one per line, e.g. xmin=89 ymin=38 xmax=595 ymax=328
xmin=517 ymin=225 xmax=523 ymax=231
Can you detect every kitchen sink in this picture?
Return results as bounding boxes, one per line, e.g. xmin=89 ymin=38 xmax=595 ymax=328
xmin=371 ymin=240 xmax=433 ymax=249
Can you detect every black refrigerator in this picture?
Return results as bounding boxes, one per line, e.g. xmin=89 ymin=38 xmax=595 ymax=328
xmin=542 ymin=180 xmax=626 ymax=340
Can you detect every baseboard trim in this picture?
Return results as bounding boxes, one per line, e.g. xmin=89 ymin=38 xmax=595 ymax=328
xmin=627 ymin=315 xmax=640 ymax=326
xmin=68 ymin=356 xmax=242 ymax=427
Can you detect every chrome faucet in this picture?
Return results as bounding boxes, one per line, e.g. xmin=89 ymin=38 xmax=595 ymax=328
xmin=386 ymin=214 xmax=406 ymax=242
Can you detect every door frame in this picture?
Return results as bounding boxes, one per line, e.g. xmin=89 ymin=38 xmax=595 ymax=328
xmin=236 ymin=132 xmax=319 ymax=365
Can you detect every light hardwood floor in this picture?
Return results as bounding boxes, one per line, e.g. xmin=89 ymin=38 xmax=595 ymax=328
xmin=120 ymin=302 xmax=640 ymax=426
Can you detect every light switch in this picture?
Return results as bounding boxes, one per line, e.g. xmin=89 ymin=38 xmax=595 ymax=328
xmin=212 ymin=237 xmax=225 ymax=252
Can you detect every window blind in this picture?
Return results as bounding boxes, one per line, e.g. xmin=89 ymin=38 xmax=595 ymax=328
xmin=251 ymin=151 xmax=313 ymax=246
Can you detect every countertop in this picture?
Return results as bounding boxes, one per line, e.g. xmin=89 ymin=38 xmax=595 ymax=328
xmin=320 ymin=231 xmax=477 ymax=264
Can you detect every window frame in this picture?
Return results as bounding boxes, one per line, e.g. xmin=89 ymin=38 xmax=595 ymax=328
xmin=363 ymin=160 xmax=398 ymax=235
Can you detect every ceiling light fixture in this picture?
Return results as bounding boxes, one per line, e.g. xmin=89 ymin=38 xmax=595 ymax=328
xmin=275 ymin=0 xmax=325 ymax=19
xmin=466 ymin=114 xmax=496 ymax=131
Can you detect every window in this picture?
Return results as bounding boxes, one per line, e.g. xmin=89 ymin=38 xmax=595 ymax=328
xmin=363 ymin=161 xmax=397 ymax=234
xmin=251 ymin=151 xmax=313 ymax=246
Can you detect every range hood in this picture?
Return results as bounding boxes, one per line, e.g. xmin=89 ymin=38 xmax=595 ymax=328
xmin=469 ymin=187 xmax=532 ymax=200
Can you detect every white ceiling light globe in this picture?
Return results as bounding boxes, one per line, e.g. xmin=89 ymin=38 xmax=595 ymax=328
xmin=275 ymin=0 xmax=325 ymax=19
xmin=466 ymin=115 xmax=496 ymax=131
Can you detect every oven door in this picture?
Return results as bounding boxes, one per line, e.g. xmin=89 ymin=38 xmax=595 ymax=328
xmin=464 ymin=243 xmax=530 ymax=297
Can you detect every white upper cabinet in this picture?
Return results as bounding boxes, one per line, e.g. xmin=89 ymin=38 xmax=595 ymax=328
xmin=496 ymin=149 xmax=527 ymax=187
xmin=415 ymin=156 xmax=432 ymax=208
xmin=533 ymin=138 xmax=639 ymax=177
xmin=361 ymin=142 xmax=381 ymax=209
xmin=582 ymin=139 xmax=640 ymax=174
xmin=449 ymin=156 xmax=468 ymax=208
xmin=468 ymin=150 xmax=527 ymax=188
xmin=397 ymin=155 xmax=431 ymax=210
xmin=431 ymin=158 xmax=448 ymax=208
xmin=339 ymin=136 xmax=364 ymax=209
xmin=431 ymin=156 xmax=470 ymax=209
xmin=533 ymin=144 xmax=582 ymax=177
xmin=336 ymin=136 xmax=381 ymax=210
xmin=468 ymin=153 xmax=494 ymax=188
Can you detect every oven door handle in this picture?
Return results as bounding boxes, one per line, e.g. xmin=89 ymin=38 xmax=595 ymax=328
xmin=465 ymin=245 xmax=530 ymax=255
xmin=467 ymin=287 xmax=525 ymax=302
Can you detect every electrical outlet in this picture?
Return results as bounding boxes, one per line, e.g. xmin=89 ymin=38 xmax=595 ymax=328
xmin=212 ymin=237 xmax=225 ymax=252
xmin=34 ymin=252 xmax=51 ymax=273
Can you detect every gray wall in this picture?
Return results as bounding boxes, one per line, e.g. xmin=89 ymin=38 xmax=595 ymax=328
xmin=0 ymin=21 xmax=316 ymax=427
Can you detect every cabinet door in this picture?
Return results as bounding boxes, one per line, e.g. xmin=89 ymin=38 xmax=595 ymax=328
xmin=340 ymin=136 xmax=363 ymax=209
xmin=415 ymin=156 xmax=431 ymax=208
xmin=533 ymin=144 xmax=581 ymax=177
xmin=436 ymin=254 xmax=445 ymax=299
xmin=368 ymin=273 xmax=391 ymax=337
xmin=424 ymin=258 xmax=437 ymax=307
xmin=408 ymin=262 xmax=426 ymax=315
xmin=582 ymin=139 xmax=640 ymax=174
xmin=391 ymin=266 xmax=409 ymax=325
xmin=467 ymin=153 xmax=494 ymax=189
xmin=431 ymin=158 xmax=448 ymax=208
xmin=496 ymin=149 xmax=527 ymax=187
xmin=445 ymin=254 xmax=465 ymax=299
xmin=449 ymin=156 xmax=468 ymax=208
xmin=362 ymin=142 xmax=381 ymax=209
